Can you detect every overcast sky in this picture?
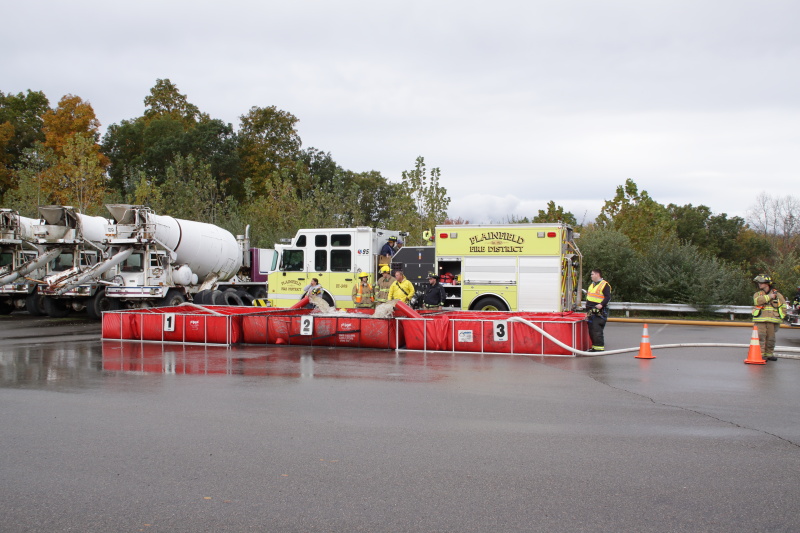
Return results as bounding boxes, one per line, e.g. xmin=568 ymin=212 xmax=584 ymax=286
xmin=3 ymin=0 xmax=799 ymax=224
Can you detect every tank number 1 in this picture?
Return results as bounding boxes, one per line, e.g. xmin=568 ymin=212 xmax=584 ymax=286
xmin=493 ymin=320 xmax=508 ymax=342
xmin=164 ymin=313 xmax=176 ymax=332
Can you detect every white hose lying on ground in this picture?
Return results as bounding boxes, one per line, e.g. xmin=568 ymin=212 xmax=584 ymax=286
xmin=507 ymin=317 xmax=800 ymax=358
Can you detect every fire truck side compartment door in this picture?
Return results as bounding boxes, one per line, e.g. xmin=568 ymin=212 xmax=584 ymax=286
xmin=518 ymin=256 xmax=561 ymax=312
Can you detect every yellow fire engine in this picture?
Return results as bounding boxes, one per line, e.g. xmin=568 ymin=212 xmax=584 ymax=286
xmin=430 ymin=223 xmax=582 ymax=312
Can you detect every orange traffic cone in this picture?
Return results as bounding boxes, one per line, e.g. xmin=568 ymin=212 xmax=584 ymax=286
xmin=744 ymin=325 xmax=766 ymax=365
xmin=635 ymin=324 xmax=656 ymax=359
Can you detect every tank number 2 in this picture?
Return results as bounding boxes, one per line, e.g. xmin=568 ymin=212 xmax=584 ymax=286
xmin=300 ymin=316 xmax=314 ymax=335
xmin=493 ymin=320 xmax=508 ymax=342
xmin=164 ymin=313 xmax=176 ymax=332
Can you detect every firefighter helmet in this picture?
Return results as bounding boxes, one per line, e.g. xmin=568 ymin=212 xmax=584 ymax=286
xmin=380 ymin=265 xmax=391 ymax=273
xmin=753 ymin=274 xmax=772 ymax=284
xmin=310 ymin=287 xmax=322 ymax=296
xmin=388 ymin=236 xmax=397 ymax=241
xmin=427 ymin=272 xmax=438 ymax=279
xmin=358 ymin=272 xmax=369 ymax=279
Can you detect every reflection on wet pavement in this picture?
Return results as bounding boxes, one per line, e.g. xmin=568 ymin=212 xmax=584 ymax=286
xmin=1 ymin=339 xmax=542 ymax=387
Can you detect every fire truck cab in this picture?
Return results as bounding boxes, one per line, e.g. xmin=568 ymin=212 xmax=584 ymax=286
xmin=267 ymin=227 xmax=403 ymax=308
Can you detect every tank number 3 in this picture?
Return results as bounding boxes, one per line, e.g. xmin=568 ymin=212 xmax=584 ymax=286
xmin=493 ymin=320 xmax=508 ymax=342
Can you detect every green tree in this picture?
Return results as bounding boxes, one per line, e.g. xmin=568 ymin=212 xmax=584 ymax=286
xmin=637 ymin=235 xmax=752 ymax=308
xmin=44 ymin=133 xmax=108 ymax=212
xmin=143 ymin=78 xmax=202 ymax=125
xmin=532 ymin=201 xmax=577 ymax=226
xmin=237 ymin=105 xmax=302 ymax=194
xmin=389 ymin=156 xmax=450 ymax=244
xmin=0 ymin=90 xmax=50 ymax=198
xmin=576 ymin=226 xmax=642 ymax=302
xmin=595 ymin=179 xmax=674 ymax=251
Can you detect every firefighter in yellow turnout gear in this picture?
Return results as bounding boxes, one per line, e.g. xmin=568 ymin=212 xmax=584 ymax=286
xmin=352 ymin=272 xmax=375 ymax=309
xmin=375 ymin=265 xmax=396 ymax=304
xmin=752 ymin=274 xmax=787 ymax=362
xmin=387 ymin=270 xmax=415 ymax=304
xmin=585 ymin=268 xmax=612 ymax=352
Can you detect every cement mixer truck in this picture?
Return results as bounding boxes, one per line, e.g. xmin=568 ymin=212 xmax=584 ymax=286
xmin=39 ymin=204 xmax=275 ymax=316
xmin=0 ymin=209 xmax=57 ymax=315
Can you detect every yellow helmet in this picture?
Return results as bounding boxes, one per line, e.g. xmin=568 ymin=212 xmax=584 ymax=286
xmin=358 ymin=272 xmax=369 ymax=279
xmin=380 ymin=265 xmax=391 ymax=273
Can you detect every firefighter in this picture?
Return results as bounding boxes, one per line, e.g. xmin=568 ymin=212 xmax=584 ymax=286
xmin=585 ymin=268 xmax=611 ymax=352
xmin=379 ymin=236 xmax=397 ymax=262
xmin=422 ymin=272 xmax=446 ymax=310
xmin=375 ymin=266 xmax=396 ymax=305
xmin=752 ymin=274 xmax=787 ymax=362
xmin=352 ymin=272 xmax=375 ymax=309
xmin=387 ymin=270 xmax=415 ymax=304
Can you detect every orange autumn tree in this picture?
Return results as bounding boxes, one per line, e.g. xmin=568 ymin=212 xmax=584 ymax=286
xmin=41 ymin=95 xmax=108 ymax=212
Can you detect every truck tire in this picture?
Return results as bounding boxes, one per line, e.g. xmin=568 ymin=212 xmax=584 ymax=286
xmin=0 ymin=300 xmax=13 ymax=315
xmin=86 ymin=289 xmax=121 ymax=319
xmin=43 ymin=296 xmax=70 ymax=318
xmin=159 ymin=289 xmax=186 ymax=308
xmin=237 ymin=290 xmax=255 ymax=306
xmin=222 ymin=289 xmax=244 ymax=306
xmin=471 ymin=296 xmax=508 ymax=312
xmin=209 ymin=290 xmax=226 ymax=306
xmin=26 ymin=292 xmax=46 ymax=316
xmin=193 ymin=290 xmax=211 ymax=305
xmin=250 ymin=287 xmax=268 ymax=300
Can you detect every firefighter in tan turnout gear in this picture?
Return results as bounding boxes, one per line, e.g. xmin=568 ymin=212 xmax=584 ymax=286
xmin=375 ymin=265 xmax=396 ymax=304
xmin=352 ymin=272 xmax=375 ymax=309
xmin=752 ymin=274 xmax=787 ymax=362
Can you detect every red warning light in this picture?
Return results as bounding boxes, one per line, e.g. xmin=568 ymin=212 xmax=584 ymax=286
xmin=547 ymin=232 xmax=557 ymax=238
xmin=439 ymin=233 xmax=449 ymax=239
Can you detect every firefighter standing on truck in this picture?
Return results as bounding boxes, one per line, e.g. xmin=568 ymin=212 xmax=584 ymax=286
xmin=387 ymin=270 xmax=415 ymax=304
xmin=375 ymin=265 xmax=396 ymax=304
xmin=586 ymin=268 xmax=611 ymax=353
xmin=752 ymin=274 xmax=787 ymax=362
xmin=352 ymin=272 xmax=375 ymax=309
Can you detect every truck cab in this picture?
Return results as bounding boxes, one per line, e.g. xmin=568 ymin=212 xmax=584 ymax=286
xmin=267 ymin=227 xmax=402 ymax=308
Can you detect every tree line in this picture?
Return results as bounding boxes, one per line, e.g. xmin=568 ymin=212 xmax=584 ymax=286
xmin=1 ymin=80 xmax=797 ymax=309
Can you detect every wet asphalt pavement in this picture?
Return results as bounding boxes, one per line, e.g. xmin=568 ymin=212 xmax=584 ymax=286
xmin=2 ymin=314 xmax=800 ymax=532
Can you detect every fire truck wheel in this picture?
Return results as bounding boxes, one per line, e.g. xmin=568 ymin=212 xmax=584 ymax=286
xmin=321 ymin=291 xmax=335 ymax=307
xmin=222 ymin=289 xmax=244 ymax=306
xmin=250 ymin=287 xmax=268 ymax=300
xmin=158 ymin=289 xmax=186 ymax=308
xmin=43 ymin=296 xmax=70 ymax=318
xmin=209 ymin=290 xmax=226 ymax=306
xmin=472 ymin=296 xmax=508 ymax=312
xmin=25 ymin=293 xmax=46 ymax=316
xmin=237 ymin=290 xmax=255 ymax=306
xmin=0 ymin=300 xmax=13 ymax=315
xmin=86 ymin=290 xmax=121 ymax=319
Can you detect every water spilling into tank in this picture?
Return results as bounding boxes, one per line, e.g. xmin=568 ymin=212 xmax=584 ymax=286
xmin=372 ymin=300 xmax=399 ymax=319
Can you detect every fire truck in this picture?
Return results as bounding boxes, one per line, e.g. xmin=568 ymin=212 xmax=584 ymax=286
xmin=266 ymin=223 xmax=582 ymax=312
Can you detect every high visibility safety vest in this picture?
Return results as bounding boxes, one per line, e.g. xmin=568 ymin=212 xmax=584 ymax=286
xmin=354 ymin=283 xmax=374 ymax=305
xmin=752 ymin=290 xmax=787 ymax=323
xmin=587 ymin=280 xmax=611 ymax=304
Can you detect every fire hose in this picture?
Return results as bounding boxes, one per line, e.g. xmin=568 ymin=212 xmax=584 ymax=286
xmin=507 ymin=317 xmax=800 ymax=358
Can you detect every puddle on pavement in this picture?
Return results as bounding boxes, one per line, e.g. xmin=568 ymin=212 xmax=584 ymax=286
xmin=0 ymin=339 xmax=531 ymax=388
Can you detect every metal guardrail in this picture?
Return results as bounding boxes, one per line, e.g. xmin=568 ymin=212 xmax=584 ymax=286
xmin=599 ymin=302 xmax=751 ymax=320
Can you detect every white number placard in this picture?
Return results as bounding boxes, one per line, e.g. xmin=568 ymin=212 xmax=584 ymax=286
xmin=300 ymin=316 xmax=314 ymax=336
xmin=164 ymin=313 xmax=176 ymax=332
xmin=493 ymin=320 xmax=508 ymax=342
